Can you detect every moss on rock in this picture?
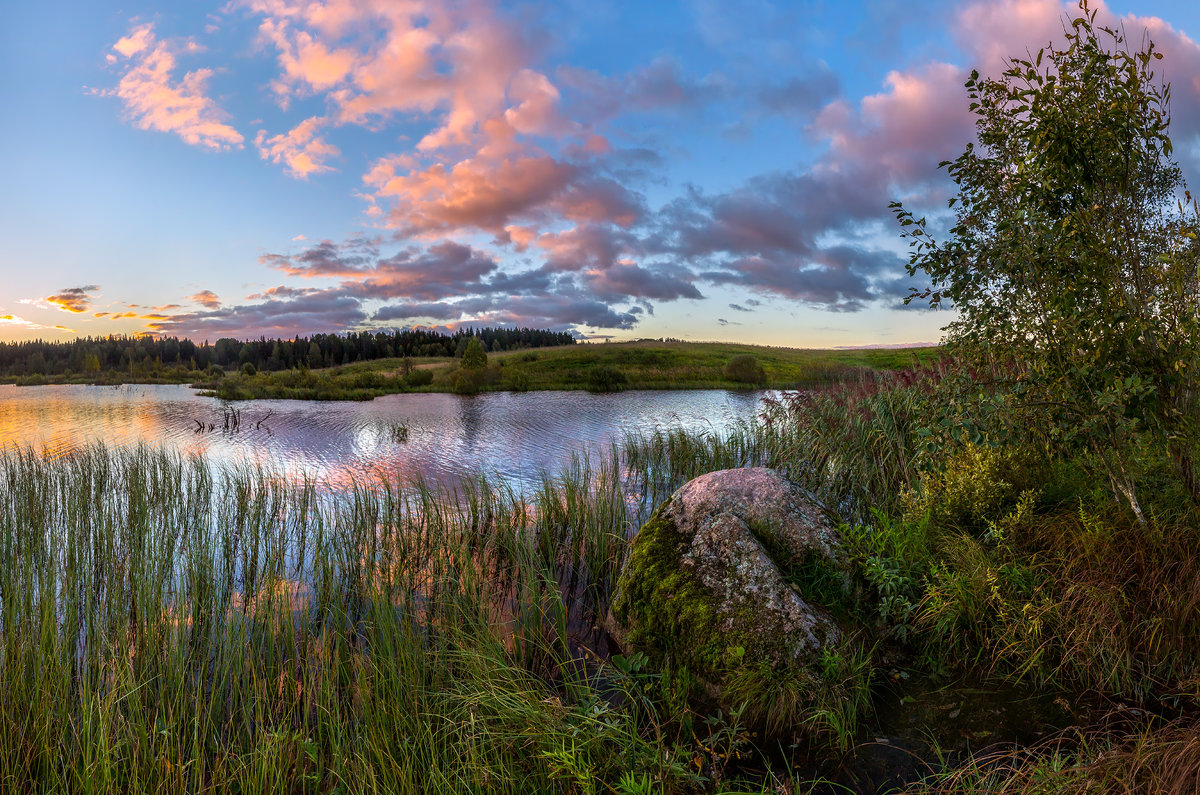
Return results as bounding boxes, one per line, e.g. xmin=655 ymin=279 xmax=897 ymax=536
xmin=608 ymin=468 xmax=863 ymax=736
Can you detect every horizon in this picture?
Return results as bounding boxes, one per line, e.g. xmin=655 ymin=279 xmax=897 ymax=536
xmin=3 ymin=0 xmax=1199 ymax=348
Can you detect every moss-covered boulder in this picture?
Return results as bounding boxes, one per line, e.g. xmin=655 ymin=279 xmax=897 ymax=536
xmin=608 ymin=468 xmax=851 ymax=731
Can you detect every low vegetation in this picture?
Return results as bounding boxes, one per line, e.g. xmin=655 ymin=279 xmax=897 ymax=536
xmin=187 ymin=341 xmax=938 ymax=401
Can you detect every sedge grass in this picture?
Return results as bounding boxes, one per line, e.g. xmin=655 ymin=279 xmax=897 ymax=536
xmin=0 ymin=429 xmax=786 ymax=793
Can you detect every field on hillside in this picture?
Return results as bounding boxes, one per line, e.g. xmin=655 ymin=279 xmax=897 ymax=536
xmin=197 ymin=340 xmax=940 ymax=400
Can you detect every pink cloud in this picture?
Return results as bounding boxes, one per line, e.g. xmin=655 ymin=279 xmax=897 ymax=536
xmin=531 ymin=224 xmax=629 ymax=272
xmin=234 ymin=0 xmax=656 ymax=242
xmin=364 ymin=149 xmax=578 ymax=235
xmin=814 ymin=61 xmax=974 ymax=187
xmin=187 ymin=290 xmax=221 ymax=309
xmin=104 ymin=23 xmax=243 ymax=151
xmin=950 ymin=0 xmax=1200 ymax=170
xmin=504 ymin=69 xmax=576 ymax=136
xmin=267 ymin=239 xmax=497 ymax=302
xmin=241 ymin=0 xmax=540 ymax=153
xmin=257 ymin=18 xmax=356 ymax=96
xmin=113 ymin=23 xmax=155 ymax=58
xmin=955 ymin=0 xmax=1071 ymax=76
xmin=255 ymin=116 xmax=341 ymax=178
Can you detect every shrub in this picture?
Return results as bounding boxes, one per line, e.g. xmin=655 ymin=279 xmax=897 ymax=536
xmin=241 ymin=362 xmax=257 ymax=376
xmin=461 ymin=337 xmax=488 ymax=370
xmin=724 ymin=355 xmax=765 ymax=385
xmin=506 ymin=371 xmax=531 ymax=392
xmin=453 ymin=369 xmax=484 ymax=395
xmin=587 ymin=366 xmax=627 ymax=392
xmin=903 ymin=443 xmax=1044 ymax=532
xmin=404 ymin=369 xmax=433 ymax=387
xmin=351 ymin=371 xmax=384 ymax=389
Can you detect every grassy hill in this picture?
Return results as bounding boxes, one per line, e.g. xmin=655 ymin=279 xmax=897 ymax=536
xmin=196 ymin=340 xmax=940 ymax=400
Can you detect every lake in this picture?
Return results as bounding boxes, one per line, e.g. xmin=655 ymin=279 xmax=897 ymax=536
xmin=0 ymin=384 xmax=768 ymax=490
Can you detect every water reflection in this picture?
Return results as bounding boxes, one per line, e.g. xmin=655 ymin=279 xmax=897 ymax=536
xmin=0 ymin=384 xmax=768 ymax=491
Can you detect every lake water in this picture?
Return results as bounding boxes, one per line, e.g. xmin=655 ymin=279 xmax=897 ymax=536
xmin=0 ymin=384 xmax=768 ymax=490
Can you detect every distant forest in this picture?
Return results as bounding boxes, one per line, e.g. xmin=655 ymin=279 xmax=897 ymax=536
xmin=0 ymin=328 xmax=575 ymax=378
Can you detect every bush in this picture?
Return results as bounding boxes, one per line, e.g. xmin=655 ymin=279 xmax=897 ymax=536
xmin=241 ymin=362 xmax=257 ymax=376
xmin=453 ymin=369 xmax=484 ymax=395
xmin=724 ymin=355 xmax=765 ymax=385
xmin=351 ymin=371 xmax=384 ymax=389
xmin=461 ymin=337 xmax=488 ymax=370
xmin=903 ymin=443 xmax=1045 ymax=532
xmin=506 ymin=371 xmax=531 ymax=392
xmin=587 ymin=366 xmax=627 ymax=393
xmin=404 ymin=369 xmax=433 ymax=387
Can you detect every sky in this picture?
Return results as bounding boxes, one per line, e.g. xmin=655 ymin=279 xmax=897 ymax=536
xmin=3 ymin=0 xmax=1200 ymax=348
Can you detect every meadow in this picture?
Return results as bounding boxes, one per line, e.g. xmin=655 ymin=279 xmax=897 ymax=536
xmin=190 ymin=341 xmax=939 ymax=401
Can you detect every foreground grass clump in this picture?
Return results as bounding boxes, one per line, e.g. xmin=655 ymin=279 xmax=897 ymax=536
xmin=757 ymin=358 xmax=1200 ymax=787
xmin=773 ymin=366 xmax=1200 ymax=696
xmin=906 ymin=717 xmax=1200 ymax=794
xmin=0 ymin=438 xmax=832 ymax=793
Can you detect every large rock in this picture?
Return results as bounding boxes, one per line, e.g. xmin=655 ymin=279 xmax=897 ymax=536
xmin=608 ymin=467 xmax=850 ymax=729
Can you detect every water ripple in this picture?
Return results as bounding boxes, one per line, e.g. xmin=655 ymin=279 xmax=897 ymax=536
xmin=0 ymin=384 xmax=767 ymax=491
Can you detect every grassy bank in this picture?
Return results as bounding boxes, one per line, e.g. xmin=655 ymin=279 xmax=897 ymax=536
xmin=190 ymin=341 xmax=939 ymax=401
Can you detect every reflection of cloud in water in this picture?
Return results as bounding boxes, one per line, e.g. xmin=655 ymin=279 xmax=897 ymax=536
xmin=0 ymin=385 xmax=768 ymax=492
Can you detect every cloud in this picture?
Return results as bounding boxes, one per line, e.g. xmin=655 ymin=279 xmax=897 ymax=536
xmin=584 ymin=261 xmax=703 ymax=302
xmin=45 ymin=285 xmax=100 ymax=314
xmin=146 ymin=289 xmax=367 ymax=338
xmin=266 ymin=239 xmax=497 ymax=302
xmin=240 ymin=0 xmax=544 ymax=150
xmin=103 ymin=22 xmax=244 ymax=151
xmin=557 ymin=57 xmax=724 ymax=123
xmin=255 ymin=117 xmax=340 ymax=178
xmin=245 ymin=285 xmax=321 ymax=300
xmin=948 ymin=1 xmax=1200 ymax=162
xmin=757 ymin=67 xmax=841 ymax=120
xmin=365 ymin=149 xmax=579 ymax=235
xmin=954 ymin=0 xmax=1071 ymax=77
xmin=813 ymin=61 xmax=974 ymax=188
xmin=188 ymin=290 xmax=222 ymax=308
xmin=260 ymin=238 xmax=377 ymax=278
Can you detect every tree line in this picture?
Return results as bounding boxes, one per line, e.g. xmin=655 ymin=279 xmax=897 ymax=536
xmin=0 ymin=327 xmax=575 ymax=377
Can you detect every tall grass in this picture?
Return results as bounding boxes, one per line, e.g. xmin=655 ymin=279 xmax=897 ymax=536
xmin=0 ymin=430 xmax=791 ymax=793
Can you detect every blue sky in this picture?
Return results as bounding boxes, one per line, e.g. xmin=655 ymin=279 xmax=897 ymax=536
xmin=3 ymin=0 xmax=1199 ymax=346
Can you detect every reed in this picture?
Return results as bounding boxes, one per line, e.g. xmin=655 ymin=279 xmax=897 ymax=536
xmin=0 ymin=434 xmax=798 ymax=793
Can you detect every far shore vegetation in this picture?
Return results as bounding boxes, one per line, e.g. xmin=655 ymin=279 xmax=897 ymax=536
xmin=0 ymin=335 xmax=939 ymax=400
